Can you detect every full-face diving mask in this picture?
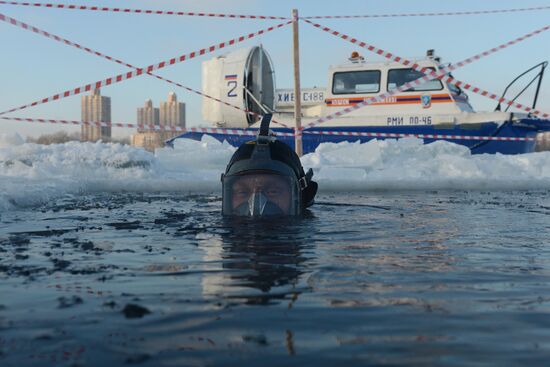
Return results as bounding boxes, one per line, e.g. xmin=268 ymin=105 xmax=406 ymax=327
xmin=221 ymin=114 xmax=317 ymax=218
xmin=223 ymin=171 xmax=301 ymax=217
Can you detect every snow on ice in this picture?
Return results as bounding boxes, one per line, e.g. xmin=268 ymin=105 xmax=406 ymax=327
xmin=1 ymin=133 xmax=550 ymax=211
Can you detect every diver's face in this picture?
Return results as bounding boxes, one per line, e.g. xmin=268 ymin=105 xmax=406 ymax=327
xmin=231 ymin=174 xmax=292 ymax=214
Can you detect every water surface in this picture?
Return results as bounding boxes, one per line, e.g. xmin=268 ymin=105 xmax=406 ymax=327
xmin=1 ymin=191 xmax=550 ymax=366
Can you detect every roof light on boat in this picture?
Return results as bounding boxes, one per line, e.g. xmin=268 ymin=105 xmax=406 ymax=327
xmin=426 ymin=49 xmax=441 ymax=63
xmin=349 ymin=51 xmax=365 ymax=63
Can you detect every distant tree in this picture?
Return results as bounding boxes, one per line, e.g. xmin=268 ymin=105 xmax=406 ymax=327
xmin=111 ymin=136 xmax=131 ymax=145
xmin=27 ymin=131 xmax=80 ymax=145
xmin=26 ymin=131 xmax=131 ymax=145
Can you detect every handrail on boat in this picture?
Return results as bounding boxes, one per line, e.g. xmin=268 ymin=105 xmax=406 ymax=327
xmin=495 ymin=61 xmax=548 ymax=112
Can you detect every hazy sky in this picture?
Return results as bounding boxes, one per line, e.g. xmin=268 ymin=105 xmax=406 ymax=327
xmin=1 ymin=0 xmax=549 ymax=138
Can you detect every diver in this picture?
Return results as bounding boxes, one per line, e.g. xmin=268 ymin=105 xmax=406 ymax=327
xmin=221 ymin=114 xmax=317 ymax=217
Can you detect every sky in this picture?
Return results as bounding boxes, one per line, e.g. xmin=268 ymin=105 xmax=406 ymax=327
xmin=0 ymin=0 xmax=549 ymax=138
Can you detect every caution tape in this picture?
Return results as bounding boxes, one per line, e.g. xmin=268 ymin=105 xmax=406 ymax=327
xmin=0 ymin=1 xmax=288 ymax=20
xmin=302 ymin=130 xmax=536 ymax=142
xmin=0 ymin=116 xmax=297 ymax=136
xmin=304 ymin=6 xmax=550 ymax=19
xmin=0 ymin=13 xmax=291 ymax=129
xmin=2 ymin=116 xmax=537 ymax=141
xmin=2 ymin=1 xmax=546 ymax=20
xmin=302 ymin=19 xmax=550 ymax=128
xmin=171 ymin=127 xmax=295 ymax=137
xmin=0 ymin=19 xmax=292 ymax=116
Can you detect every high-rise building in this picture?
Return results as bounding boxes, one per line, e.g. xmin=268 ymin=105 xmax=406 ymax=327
xmin=159 ymin=92 xmax=185 ymax=129
xmin=137 ymin=99 xmax=160 ymax=132
xmin=81 ymin=88 xmax=111 ymax=142
xmin=131 ymin=93 xmax=186 ymax=152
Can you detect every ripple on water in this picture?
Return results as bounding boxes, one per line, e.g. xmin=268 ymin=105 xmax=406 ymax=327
xmin=1 ymin=191 xmax=550 ymax=366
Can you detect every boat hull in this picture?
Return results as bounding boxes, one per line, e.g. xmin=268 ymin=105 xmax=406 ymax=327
xmin=167 ymin=119 xmax=547 ymax=155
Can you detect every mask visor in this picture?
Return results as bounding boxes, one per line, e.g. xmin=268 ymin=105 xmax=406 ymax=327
xmin=222 ymin=172 xmax=300 ymax=217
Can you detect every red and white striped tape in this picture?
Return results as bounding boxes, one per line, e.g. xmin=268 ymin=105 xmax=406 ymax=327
xmin=0 ymin=13 xmax=291 ymax=129
xmin=2 ymin=1 xmax=546 ymax=20
xmin=0 ymin=19 xmax=292 ymax=116
xmin=302 ymin=19 xmax=550 ymax=128
xmin=2 ymin=116 xmax=534 ymax=142
xmin=304 ymin=6 xmax=550 ymax=19
xmin=0 ymin=116 xmax=297 ymax=136
xmin=0 ymin=1 xmax=288 ymax=20
xmin=303 ymin=130 xmax=535 ymax=142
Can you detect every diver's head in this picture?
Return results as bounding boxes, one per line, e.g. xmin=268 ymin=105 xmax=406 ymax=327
xmin=221 ymin=115 xmax=317 ymax=218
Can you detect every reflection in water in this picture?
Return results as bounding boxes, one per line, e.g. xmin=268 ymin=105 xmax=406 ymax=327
xmin=4 ymin=192 xmax=550 ymax=366
xmin=201 ymin=216 xmax=316 ymax=305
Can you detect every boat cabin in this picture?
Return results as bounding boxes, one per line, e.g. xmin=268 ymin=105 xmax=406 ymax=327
xmin=323 ymin=51 xmax=474 ymax=118
xmin=201 ymin=47 xmax=507 ymax=129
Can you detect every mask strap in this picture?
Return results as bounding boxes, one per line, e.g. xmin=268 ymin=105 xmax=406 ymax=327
xmin=258 ymin=113 xmax=273 ymax=138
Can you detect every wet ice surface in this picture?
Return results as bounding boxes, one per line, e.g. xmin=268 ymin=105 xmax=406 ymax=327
xmin=1 ymin=191 xmax=550 ymax=366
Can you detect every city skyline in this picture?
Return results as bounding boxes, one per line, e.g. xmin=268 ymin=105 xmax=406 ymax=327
xmin=1 ymin=0 xmax=549 ymax=139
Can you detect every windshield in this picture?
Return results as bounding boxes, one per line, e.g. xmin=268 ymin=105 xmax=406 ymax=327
xmin=332 ymin=70 xmax=381 ymax=95
xmin=388 ymin=68 xmax=443 ymax=92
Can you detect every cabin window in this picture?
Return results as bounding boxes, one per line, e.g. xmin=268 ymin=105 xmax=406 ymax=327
xmin=332 ymin=71 xmax=381 ymax=95
xmin=387 ymin=68 xmax=443 ymax=92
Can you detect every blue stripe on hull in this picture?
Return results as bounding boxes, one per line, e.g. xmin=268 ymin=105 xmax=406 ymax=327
xmin=167 ymin=120 xmax=543 ymax=155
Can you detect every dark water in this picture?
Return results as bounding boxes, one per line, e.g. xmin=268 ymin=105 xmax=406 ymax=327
xmin=1 ymin=191 xmax=550 ymax=366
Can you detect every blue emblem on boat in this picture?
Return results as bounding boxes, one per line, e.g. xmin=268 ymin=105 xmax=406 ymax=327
xmin=421 ymin=94 xmax=432 ymax=109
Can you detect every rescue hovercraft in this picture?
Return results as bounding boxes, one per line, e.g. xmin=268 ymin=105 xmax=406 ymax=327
xmin=167 ymin=46 xmax=550 ymax=155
